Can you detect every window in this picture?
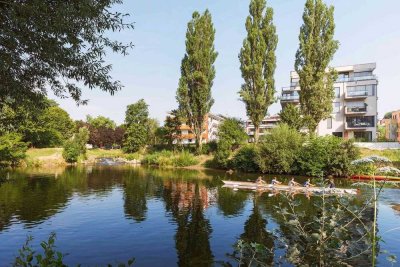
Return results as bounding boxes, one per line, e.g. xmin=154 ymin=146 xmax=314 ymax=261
xmin=291 ymin=77 xmax=300 ymax=87
xmin=346 ymin=116 xmax=375 ymax=128
xmin=337 ymin=72 xmax=349 ymax=82
xmin=347 ymin=84 xmax=376 ymax=96
xmin=354 ymin=131 xmax=372 ymax=142
xmin=334 ymin=87 xmax=340 ymax=98
xmin=327 ymin=118 xmax=332 ymax=129
xmin=333 ymin=132 xmax=343 ymax=138
xmin=354 ymin=71 xmax=373 ymax=77
xmin=333 ymin=102 xmax=340 ymax=113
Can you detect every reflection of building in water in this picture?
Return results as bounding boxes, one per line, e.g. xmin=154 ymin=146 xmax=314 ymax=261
xmin=163 ymin=181 xmax=215 ymax=211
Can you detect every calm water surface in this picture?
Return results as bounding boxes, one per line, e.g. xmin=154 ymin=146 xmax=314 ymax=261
xmin=0 ymin=166 xmax=399 ymax=266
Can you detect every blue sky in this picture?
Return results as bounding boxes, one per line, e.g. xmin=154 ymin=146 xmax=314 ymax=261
xmin=52 ymin=0 xmax=400 ymax=125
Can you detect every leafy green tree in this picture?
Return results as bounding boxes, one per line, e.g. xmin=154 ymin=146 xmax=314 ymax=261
xmin=123 ymin=125 xmax=148 ymax=153
xmin=279 ymin=104 xmax=305 ymax=131
xmin=239 ymin=0 xmax=278 ymax=143
xmin=383 ymin=112 xmax=392 ymax=119
xmin=257 ymin=124 xmax=304 ymax=174
xmin=295 ymin=0 xmax=339 ymax=134
xmin=0 ymin=0 xmax=133 ymax=109
xmin=147 ymin=118 xmax=160 ymax=146
xmin=213 ymin=118 xmax=248 ymax=169
xmin=86 ymin=115 xmax=116 ymax=130
xmin=0 ymin=133 xmax=28 ymax=167
xmin=231 ymin=145 xmax=260 ymax=173
xmin=62 ymin=127 xmax=89 ymax=163
xmin=217 ymin=118 xmax=248 ymax=149
xmin=0 ymin=100 xmax=74 ymax=147
xmin=176 ymin=10 xmax=218 ymax=152
xmin=163 ymin=110 xmax=183 ymax=146
xmin=123 ymin=99 xmax=149 ymax=152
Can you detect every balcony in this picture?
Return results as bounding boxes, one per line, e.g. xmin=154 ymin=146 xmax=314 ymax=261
xmin=345 ymin=105 xmax=367 ymax=115
xmin=337 ymin=75 xmax=377 ymax=83
xmin=280 ymin=94 xmax=300 ymax=102
xmin=345 ymin=90 xmax=368 ymax=99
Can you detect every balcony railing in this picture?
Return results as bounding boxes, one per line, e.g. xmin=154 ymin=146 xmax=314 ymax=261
xmin=281 ymin=95 xmax=300 ymax=101
xmin=345 ymin=106 xmax=367 ymax=114
xmin=337 ymin=75 xmax=377 ymax=83
xmin=345 ymin=122 xmax=373 ymax=129
xmin=345 ymin=90 xmax=368 ymax=99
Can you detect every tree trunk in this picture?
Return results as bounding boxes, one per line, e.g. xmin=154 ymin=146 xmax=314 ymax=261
xmin=254 ymin=125 xmax=260 ymax=143
xmin=196 ymin=132 xmax=203 ymax=154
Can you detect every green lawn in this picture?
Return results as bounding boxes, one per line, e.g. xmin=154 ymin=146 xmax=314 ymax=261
xmin=26 ymin=148 xmax=62 ymax=159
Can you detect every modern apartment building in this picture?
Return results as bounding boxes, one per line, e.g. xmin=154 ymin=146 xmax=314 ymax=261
xmin=281 ymin=63 xmax=378 ymax=141
xmin=172 ymin=113 xmax=225 ymax=145
xmin=245 ymin=115 xmax=280 ymax=142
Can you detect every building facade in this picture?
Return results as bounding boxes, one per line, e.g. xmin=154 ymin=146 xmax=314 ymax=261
xmin=245 ymin=115 xmax=280 ymax=142
xmin=281 ymin=63 xmax=378 ymax=141
xmin=383 ymin=111 xmax=400 ymax=142
xmin=173 ymin=113 xmax=225 ymax=145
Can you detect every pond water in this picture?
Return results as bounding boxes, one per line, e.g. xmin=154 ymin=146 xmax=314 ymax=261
xmin=0 ymin=166 xmax=399 ymax=266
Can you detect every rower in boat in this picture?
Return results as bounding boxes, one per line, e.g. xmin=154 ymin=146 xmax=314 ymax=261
xmin=288 ymin=177 xmax=301 ymax=187
xmin=256 ymin=176 xmax=267 ymax=185
xmin=271 ymin=177 xmax=282 ymax=186
xmin=303 ymin=178 xmax=315 ymax=188
xmin=328 ymin=177 xmax=335 ymax=188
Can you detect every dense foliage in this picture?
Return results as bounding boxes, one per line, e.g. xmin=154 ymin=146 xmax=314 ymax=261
xmin=257 ymin=124 xmax=304 ymax=174
xmin=123 ymin=99 xmax=150 ymax=153
xmin=0 ymin=100 xmax=75 ymax=148
xmin=295 ymin=0 xmax=339 ymax=133
xmin=231 ymin=145 xmax=260 ymax=173
xmin=0 ymin=0 xmax=133 ymax=108
xmin=176 ymin=10 xmax=217 ymax=151
xmin=62 ymin=127 xmax=89 ymax=163
xmin=239 ymin=0 xmax=278 ymax=143
xmin=298 ymin=136 xmax=360 ymax=177
xmin=222 ymin=124 xmax=360 ymax=177
xmin=279 ymin=104 xmax=304 ymax=131
xmin=212 ymin=118 xmax=248 ymax=168
xmin=0 ymin=133 xmax=28 ymax=167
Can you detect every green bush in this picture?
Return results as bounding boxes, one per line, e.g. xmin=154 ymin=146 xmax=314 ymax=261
xmin=213 ymin=139 xmax=232 ymax=169
xmin=0 ymin=133 xmax=28 ymax=167
xmin=257 ymin=124 xmax=304 ymax=174
xmin=201 ymin=140 xmax=218 ymax=154
xmin=62 ymin=140 xmax=81 ymax=163
xmin=298 ymin=136 xmax=360 ymax=177
xmin=62 ymin=127 xmax=89 ymax=163
xmin=174 ymin=151 xmax=198 ymax=167
xmin=231 ymin=145 xmax=260 ymax=173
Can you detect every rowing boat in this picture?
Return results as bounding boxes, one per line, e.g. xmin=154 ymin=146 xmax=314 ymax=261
xmin=222 ymin=180 xmax=358 ymax=195
xmin=350 ymin=175 xmax=400 ymax=181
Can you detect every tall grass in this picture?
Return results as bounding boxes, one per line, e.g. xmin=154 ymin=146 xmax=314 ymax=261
xmin=142 ymin=150 xmax=198 ymax=167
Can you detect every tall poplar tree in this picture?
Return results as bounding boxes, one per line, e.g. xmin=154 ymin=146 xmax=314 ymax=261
xmin=239 ymin=0 xmax=278 ymax=143
xmin=295 ymin=0 xmax=339 ymax=134
xmin=176 ymin=10 xmax=218 ymax=152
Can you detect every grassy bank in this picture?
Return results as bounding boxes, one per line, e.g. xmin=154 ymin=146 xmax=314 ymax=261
xmin=22 ymin=148 xmax=207 ymax=168
xmin=359 ymin=148 xmax=400 ymax=162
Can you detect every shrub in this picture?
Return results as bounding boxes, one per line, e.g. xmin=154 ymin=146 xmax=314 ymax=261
xmin=257 ymin=124 xmax=304 ymax=174
xmin=174 ymin=151 xmax=198 ymax=167
xmin=230 ymin=145 xmax=259 ymax=173
xmin=201 ymin=140 xmax=218 ymax=154
xmin=62 ymin=127 xmax=89 ymax=163
xmin=298 ymin=136 xmax=360 ymax=177
xmin=213 ymin=139 xmax=232 ymax=169
xmin=0 ymin=133 xmax=28 ymax=167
